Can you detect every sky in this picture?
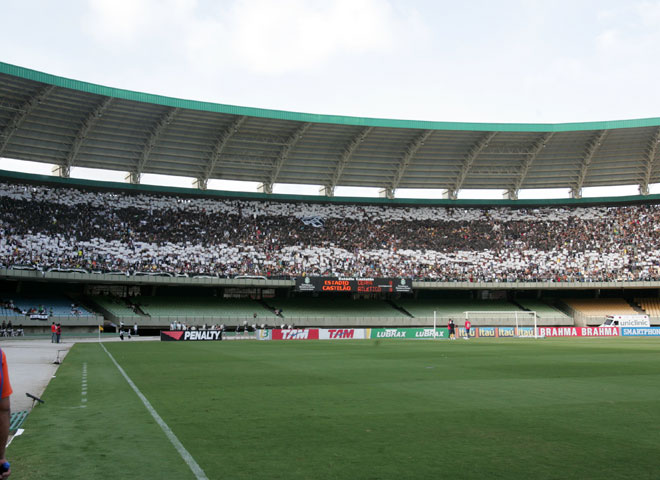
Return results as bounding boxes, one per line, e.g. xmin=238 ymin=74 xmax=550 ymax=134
xmin=2 ymin=0 xmax=660 ymax=199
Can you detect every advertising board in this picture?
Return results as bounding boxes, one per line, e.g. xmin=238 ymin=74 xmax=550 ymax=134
xmin=536 ymin=327 xmax=619 ymax=337
xmin=160 ymin=330 xmax=223 ymax=341
xmin=271 ymin=329 xmax=320 ymax=340
xmin=222 ymin=331 xmax=257 ymax=341
xmin=368 ymin=328 xmax=447 ymax=339
xmin=319 ymin=329 xmax=367 ymax=340
xmin=621 ymin=327 xmax=660 ymax=336
xmin=295 ymin=276 xmax=412 ymax=293
xmin=496 ymin=327 xmax=536 ymax=338
xmin=257 ymin=329 xmax=272 ymax=341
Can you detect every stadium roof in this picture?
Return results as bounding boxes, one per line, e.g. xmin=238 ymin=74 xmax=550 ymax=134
xmin=1 ymin=61 xmax=660 ymax=199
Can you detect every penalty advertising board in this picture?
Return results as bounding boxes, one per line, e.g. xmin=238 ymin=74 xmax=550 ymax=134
xmin=160 ymin=330 xmax=223 ymax=341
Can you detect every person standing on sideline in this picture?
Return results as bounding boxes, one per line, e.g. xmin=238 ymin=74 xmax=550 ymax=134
xmin=133 ymin=323 xmax=138 ymax=336
xmin=0 ymin=346 xmax=14 ymax=478
xmin=448 ymin=319 xmax=456 ymax=340
xmin=464 ymin=319 xmax=471 ymax=339
xmin=55 ymin=323 xmax=61 ymax=343
xmin=50 ymin=322 xmax=56 ymax=343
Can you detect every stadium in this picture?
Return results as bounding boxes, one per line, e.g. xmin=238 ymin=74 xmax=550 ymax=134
xmin=2 ymin=60 xmax=660 ymax=479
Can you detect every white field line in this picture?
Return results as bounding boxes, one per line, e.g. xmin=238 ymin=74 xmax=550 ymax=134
xmin=81 ymin=362 xmax=87 ymax=408
xmin=100 ymin=342 xmax=209 ymax=480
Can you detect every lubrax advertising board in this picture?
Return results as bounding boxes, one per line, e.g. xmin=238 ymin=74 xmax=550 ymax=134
xmin=295 ymin=276 xmax=412 ymax=293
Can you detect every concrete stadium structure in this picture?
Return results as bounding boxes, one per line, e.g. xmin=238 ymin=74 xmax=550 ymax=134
xmin=2 ymin=63 xmax=660 ymax=332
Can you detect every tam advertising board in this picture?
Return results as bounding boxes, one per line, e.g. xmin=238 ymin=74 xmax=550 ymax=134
xmin=319 ymin=329 xmax=367 ymax=340
xmin=271 ymin=329 xmax=320 ymax=340
xmin=536 ymin=327 xmax=619 ymax=337
xmin=160 ymin=330 xmax=223 ymax=341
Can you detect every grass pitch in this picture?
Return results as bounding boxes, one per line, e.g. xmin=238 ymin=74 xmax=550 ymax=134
xmin=9 ymin=338 xmax=660 ymax=479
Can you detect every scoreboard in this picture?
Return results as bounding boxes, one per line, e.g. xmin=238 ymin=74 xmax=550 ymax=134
xmin=295 ymin=277 xmax=412 ymax=293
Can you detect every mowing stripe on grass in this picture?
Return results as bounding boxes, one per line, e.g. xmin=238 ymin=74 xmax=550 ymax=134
xmin=100 ymin=342 xmax=209 ymax=480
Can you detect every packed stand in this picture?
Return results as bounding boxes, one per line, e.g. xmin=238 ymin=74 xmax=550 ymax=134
xmin=1 ymin=181 xmax=660 ymax=282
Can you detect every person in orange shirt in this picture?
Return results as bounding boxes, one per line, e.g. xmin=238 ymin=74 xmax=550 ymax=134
xmin=50 ymin=322 xmax=56 ymax=343
xmin=0 ymin=348 xmax=13 ymax=478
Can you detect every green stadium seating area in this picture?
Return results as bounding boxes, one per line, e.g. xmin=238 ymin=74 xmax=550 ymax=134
xmin=395 ymin=299 xmax=522 ymax=318
xmin=272 ymin=298 xmax=406 ymax=319
xmin=136 ymin=297 xmax=277 ymax=319
xmin=516 ymin=300 xmax=570 ymax=320
xmin=91 ymin=296 xmax=141 ymax=318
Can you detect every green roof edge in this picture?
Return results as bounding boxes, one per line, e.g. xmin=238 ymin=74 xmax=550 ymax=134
xmin=3 ymin=61 xmax=660 ymax=133
xmin=2 ymin=169 xmax=660 ymax=208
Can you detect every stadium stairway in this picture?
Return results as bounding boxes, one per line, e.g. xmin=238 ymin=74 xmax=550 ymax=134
xmin=627 ymin=299 xmax=647 ymax=315
xmin=259 ymin=300 xmax=283 ymax=319
xmin=387 ymin=300 xmax=414 ymax=318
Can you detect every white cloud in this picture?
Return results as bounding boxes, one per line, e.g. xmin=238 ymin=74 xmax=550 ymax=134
xmin=229 ymin=0 xmax=403 ymax=73
xmin=635 ymin=1 xmax=660 ymax=27
xmin=596 ymin=28 xmax=620 ymax=49
xmin=83 ymin=0 xmax=198 ymax=48
xmin=84 ymin=0 xmax=151 ymax=45
xmin=84 ymin=0 xmax=425 ymax=75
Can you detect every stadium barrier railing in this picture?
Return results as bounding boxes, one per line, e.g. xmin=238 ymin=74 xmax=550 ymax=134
xmin=126 ymin=314 xmax=573 ymax=328
xmin=4 ymin=268 xmax=660 ymax=290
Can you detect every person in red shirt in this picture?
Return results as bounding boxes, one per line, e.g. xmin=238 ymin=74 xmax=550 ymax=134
xmin=0 ymin=348 xmax=13 ymax=478
xmin=464 ymin=319 xmax=472 ymax=339
xmin=50 ymin=322 xmax=56 ymax=343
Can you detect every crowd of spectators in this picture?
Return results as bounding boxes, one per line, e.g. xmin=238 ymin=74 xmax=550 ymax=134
xmin=1 ymin=180 xmax=660 ymax=282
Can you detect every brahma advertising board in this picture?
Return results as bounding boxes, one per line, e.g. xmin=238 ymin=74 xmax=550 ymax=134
xmin=536 ymin=327 xmax=619 ymax=337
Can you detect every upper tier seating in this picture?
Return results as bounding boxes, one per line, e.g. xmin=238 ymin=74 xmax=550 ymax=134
xmin=3 ymin=180 xmax=660 ymax=282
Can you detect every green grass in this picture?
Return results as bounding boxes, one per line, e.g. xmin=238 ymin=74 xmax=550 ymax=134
xmin=8 ymin=338 xmax=660 ymax=479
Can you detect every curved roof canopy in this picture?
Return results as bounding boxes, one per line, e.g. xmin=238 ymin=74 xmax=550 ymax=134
xmin=1 ymin=62 xmax=660 ymax=199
